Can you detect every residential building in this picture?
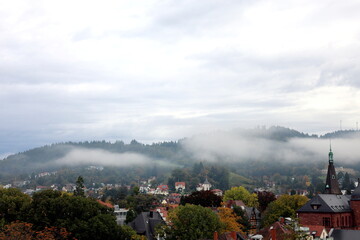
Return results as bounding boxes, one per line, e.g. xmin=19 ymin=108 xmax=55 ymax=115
xmin=175 ymin=182 xmax=185 ymax=192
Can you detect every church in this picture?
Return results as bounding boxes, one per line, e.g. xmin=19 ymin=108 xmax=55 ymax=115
xmin=297 ymin=147 xmax=360 ymax=230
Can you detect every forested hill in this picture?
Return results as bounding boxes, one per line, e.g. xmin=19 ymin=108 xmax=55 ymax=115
xmin=1 ymin=126 xmax=360 ymax=180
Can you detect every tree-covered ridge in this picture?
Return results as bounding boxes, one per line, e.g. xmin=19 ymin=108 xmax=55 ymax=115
xmin=1 ymin=127 xmax=360 ymax=190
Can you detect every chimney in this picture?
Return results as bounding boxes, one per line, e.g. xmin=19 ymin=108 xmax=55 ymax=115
xmin=231 ymin=231 xmax=236 ymax=239
xmin=213 ymin=231 xmax=218 ymax=240
xmin=270 ymin=226 xmax=276 ymax=240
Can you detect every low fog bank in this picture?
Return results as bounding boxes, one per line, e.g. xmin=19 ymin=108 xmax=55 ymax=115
xmin=182 ymin=131 xmax=360 ymax=164
xmin=52 ymin=148 xmax=176 ymax=168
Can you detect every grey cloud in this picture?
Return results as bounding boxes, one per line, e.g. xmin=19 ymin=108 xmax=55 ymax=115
xmin=182 ymin=131 xmax=360 ymax=164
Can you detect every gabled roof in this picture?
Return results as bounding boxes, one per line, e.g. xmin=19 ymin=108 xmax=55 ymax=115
xmin=330 ymin=229 xmax=360 ymax=239
xmin=297 ymin=194 xmax=351 ymax=213
xmin=306 ymin=225 xmax=327 ymax=238
xmin=257 ymin=221 xmax=293 ymax=240
xmin=175 ymin=182 xmax=185 ymax=186
xmin=225 ymin=200 xmax=246 ymax=208
xmin=157 ymin=185 xmax=169 ymax=190
xmin=129 ymin=212 xmax=165 ymax=240
xmin=244 ymin=206 xmax=261 ymax=219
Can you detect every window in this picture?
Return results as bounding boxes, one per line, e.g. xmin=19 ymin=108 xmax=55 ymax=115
xmin=345 ymin=216 xmax=348 ymax=226
xmin=323 ymin=217 xmax=331 ymax=227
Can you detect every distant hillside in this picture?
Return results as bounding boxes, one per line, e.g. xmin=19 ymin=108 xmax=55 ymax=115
xmin=1 ymin=127 xmax=360 ymax=182
xmin=321 ymin=129 xmax=360 ymax=139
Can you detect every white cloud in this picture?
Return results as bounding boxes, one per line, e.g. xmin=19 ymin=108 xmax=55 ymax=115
xmin=53 ymin=148 xmax=150 ymax=167
xmin=1 ymin=0 xmax=360 ymax=154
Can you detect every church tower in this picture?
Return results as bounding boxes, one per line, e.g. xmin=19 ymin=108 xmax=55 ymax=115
xmin=324 ymin=146 xmax=342 ymax=194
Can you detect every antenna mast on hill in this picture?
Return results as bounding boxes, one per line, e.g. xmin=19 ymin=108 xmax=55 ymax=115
xmin=357 ymin=121 xmax=358 ymax=131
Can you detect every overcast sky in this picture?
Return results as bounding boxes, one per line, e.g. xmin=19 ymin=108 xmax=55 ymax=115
xmin=1 ymin=0 xmax=360 ymax=157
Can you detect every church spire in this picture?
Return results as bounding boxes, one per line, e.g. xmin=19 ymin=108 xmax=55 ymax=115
xmin=329 ymin=141 xmax=333 ymax=163
xmin=324 ymin=145 xmax=341 ymax=195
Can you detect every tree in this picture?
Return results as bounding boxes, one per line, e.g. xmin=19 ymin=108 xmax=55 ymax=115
xmin=0 ymin=221 xmax=34 ymax=240
xmin=0 ymin=221 xmax=74 ymax=240
xmin=257 ymin=191 xmax=276 ymax=212
xmin=0 ymin=188 xmax=31 ymax=225
xmin=209 ymin=165 xmax=230 ymax=190
xmin=223 ymin=186 xmax=259 ymax=207
xmin=159 ymin=204 xmax=223 ymax=240
xmin=180 ymin=190 xmax=222 ymax=207
xmin=24 ymin=190 xmax=123 ymax=240
xmin=126 ymin=194 xmax=158 ymax=214
xmin=232 ymin=206 xmax=251 ymax=234
xmin=262 ymin=195 xmax=308 ymax=226
xmin=217 ymin=207 xmax=243 ymax=233
xmin=74 ymin=176 xmax=85 ymax=197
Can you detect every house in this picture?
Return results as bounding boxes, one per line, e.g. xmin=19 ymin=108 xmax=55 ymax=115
xmin=97 ymin=200 xmax=114 ymax=209
xmin=225 ymin=200 xmax=261 ymax=233
xmin=35 ymin=186 xmax=49 ymax=191
xmin=214 ymin=231 xmax=249 ymax=240
xmin=140 ymin=184 xmax=150 ymax=193
xmin=175 ymin=182 xmax=185 ymax=192
xmin=212 ymin=189 xmax=223 ymax=196
xmin=306 ymin=225 xmax=328 ymax=239
xmin=297 ymin=147 xmax=360 ymax=231
xmin=167 ymin=193 xmax=181 ymax=204
xmin=114 ymin=205 xmax=128 ymax=225
xmin=244 ymin=206 xmax=262 ymax=233
xmin=196 ymin=178 xmax=212 ymax=191
xmin=156 ymin=185 xmax=169 ymax=195
xmin=62 ymin=183 xmax=76 ymax=192
xmin=256 ymin=220 xmax=293 ymax=240
xmin=225 ymin=200 xmax=246 ymax=208
xmin=129 ymin=211 xmax=165 ymax=240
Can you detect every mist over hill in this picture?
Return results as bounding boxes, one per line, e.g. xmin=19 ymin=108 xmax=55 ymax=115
xmin=1 ymin=126 xmax=360 ymax=182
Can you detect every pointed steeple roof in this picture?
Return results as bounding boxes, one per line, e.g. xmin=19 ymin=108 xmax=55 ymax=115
xmin=324 ymin=146 xmax=341 ymax=195
xmin=204 ymin=177 xmax=210 ymax=185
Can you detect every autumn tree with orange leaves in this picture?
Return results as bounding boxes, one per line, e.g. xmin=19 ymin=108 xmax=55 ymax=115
xmin=217 ymin=207 xmax=244 ymax=234
xmin=0 ymin=221 xmax=75 ymax=240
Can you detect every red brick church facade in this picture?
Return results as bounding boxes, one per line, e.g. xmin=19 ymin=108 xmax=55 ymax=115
xmin=297 ymin=147 xmax=360 ymax=230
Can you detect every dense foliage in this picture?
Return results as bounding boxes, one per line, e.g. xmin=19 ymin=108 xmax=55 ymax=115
xmin=223 ymin=186 xmax=259 ymax=207
xmin=0 ymin=189 xmax=134 ymax=240
xmin=159 ymin=204 xmax=223 ymax=240
xmin=180 ymin=190 xmax=222 ymax=207
xmin=262 ymin=194 xmax=309 ymax=226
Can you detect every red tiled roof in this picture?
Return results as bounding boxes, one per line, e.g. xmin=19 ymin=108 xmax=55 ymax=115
xmin=97 ymin=200 xmax=114 ymax=209
xmin=157 ymin=185 xmax=169 ymax=190
xmin=306 ymin=225 xmax=326 ymax=237
xmin=225 ymin=200 xmax=245 ymax=208
xmin=212 ymin=189 xmax=222 ymax=192
xmin=175 ymin=182 xmax=185 ymax=186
